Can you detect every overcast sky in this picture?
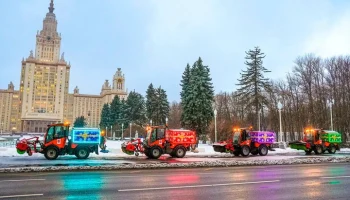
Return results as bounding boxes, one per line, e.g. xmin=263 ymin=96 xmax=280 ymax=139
xmin=1 ymin=0 xmax=350 ymax=102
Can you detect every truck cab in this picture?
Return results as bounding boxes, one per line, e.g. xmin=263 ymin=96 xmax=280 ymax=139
xmin=43 ymin=123 xmax=100 ymax=160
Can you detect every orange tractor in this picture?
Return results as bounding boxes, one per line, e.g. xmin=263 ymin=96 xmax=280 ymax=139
xmin=16 ymin=123 xmax=100 ymax=160
xmin=122 ymin=125 xmax=197 ymax=159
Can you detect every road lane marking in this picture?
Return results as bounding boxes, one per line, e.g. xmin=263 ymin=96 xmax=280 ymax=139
xmin=320 ymin=176 xmax=350 ymax=179
xmin=0 ymin=194 xmax=43 ymax=199
xmin=118 ymin=180 xmax=280 ymax=192
xmin=0 ymin=179 xmax=45 ymax=183
xmin=111 ymin=172 xmax=230 ymax=178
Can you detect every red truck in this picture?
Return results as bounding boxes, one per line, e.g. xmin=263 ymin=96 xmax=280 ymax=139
xmin=122 ymin=125 xmax=197 ymax=159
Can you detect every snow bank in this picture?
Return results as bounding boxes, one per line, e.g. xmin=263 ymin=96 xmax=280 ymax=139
xmin=1 ymin=156 xmax=349 ymax=173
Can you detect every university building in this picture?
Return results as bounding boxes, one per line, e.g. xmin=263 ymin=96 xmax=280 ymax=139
xmin=0 ymin=0 xmax=127 ymax=133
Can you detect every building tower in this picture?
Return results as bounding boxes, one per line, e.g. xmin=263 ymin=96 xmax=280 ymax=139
xmin=19 ymin=0 xmax=71 ymax=132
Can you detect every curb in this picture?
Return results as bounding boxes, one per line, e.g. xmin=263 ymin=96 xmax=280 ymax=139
xmin=1 ymin=156 xmax=349 ymax=173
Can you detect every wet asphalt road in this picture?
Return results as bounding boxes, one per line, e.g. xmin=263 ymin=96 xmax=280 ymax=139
xmin=0 ymin=163 xmax=350 ymax=199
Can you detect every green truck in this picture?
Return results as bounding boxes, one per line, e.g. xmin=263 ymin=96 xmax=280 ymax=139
xmin=289 ymin=128 xmax=342 ymax=155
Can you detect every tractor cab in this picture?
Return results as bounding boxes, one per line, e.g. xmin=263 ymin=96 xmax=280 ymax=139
xmin=232 ymin=127 xmax=252 ymax=145
xmin=303 ymin=128 xmax=321 ymax=143
xmin=44 ymin=123 xmax=70 ymax=149
xmin=144 ymin=125 xmax=167 ymax=146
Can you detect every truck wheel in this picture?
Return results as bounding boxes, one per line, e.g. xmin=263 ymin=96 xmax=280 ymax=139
xmin=305 ymin=149 xmax=312 ymax=155
xmin=258 ymin=145 xmax=268 ymax=156
xmin=44 ymin=146 xmax=59 ymax=160
xmin=240 ymin=145 xmax=250 ymax=157
xmin=233 ymin=151 xmax=240 ymax=156
xmin=314 ymin=145 xmax=323 ymax=155
xmin=328 ymin=145 xmax=336 ymax=154
xmin=75 ymin=147 xmax=90 ymax=159
xmin=174 ymin=146 xmax=186 ymax=158
xmin=150 ymin=147 xmax=161 ymax=159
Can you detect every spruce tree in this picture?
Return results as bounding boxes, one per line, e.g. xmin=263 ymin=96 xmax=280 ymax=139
xmin=155 ymin=86 xmax=170 ymax=125
xmin=125 ymin=91 xmax=147 ymax=126
xmin=180 ymin=64 xmax=191 ymax=126
xmin=146 ymin=83 xmax=156 ymax=124
xmin=235 ymin=46 xmax=272 ymax=128
xmin=180 ymin=57 xmax=215 ymax=137
xmin=74 ymin=116 xmax=87 ymax=127
xmin=99 ymin=103 xmax=110 ymax=129
xmin=110 ymin=96 xmax=122 ymax=126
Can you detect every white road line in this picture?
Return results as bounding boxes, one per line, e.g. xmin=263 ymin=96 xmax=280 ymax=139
xmin=320 ymin=176 xmax=350 ymax=179
xmin=118 ymin=180 xmax=280 ymax=192
xmin=112 ymin=172 xmax=229 ymax=178
xmin=0 ymin=179 xmax=45 ymax=183
xmin=0 ymin=194 xmax=43 ymax=199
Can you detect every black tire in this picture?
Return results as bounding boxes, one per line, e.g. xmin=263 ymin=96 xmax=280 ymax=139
xmin=258 ymin=145 xmax=268 ymax=156
xmin=233 ymin=151 xmax=240 ymax=156
xmin=305 ymin=149 xmax=312 ymax=155
xmin=328 ymin=145 xmax=336 ymax=154
xmin=150 ymin=147 xmax=162 ymax=159
xmin=144 ymin=150 xmax=152 ymax=158
xmin=174 ymin=146 xmax=186 ymax=158
xmin=44 ymin=146 xmax=59 ymax=160
xmin=251 ymin=149 xmax=259 ymax=155
xmin=240 ymin=145 xmax=250 ymax=157
xmin=75 ymin=147 xmax=90 ymax=159
xmin=314 ymin=145 xmax=323 ymax=155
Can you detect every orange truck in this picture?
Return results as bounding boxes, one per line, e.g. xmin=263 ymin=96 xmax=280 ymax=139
xmin=16 ymin=123 xmax=100 ymax=160
xmin=122 ymin=125 xmax=197 ymax=159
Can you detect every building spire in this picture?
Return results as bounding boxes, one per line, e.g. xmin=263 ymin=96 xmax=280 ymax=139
xmin=48 ymin=0 xmax=54 ymax=13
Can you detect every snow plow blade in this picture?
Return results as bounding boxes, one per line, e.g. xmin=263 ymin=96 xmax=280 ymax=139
xmin=289 ymin=141 xmax=307 ymax=151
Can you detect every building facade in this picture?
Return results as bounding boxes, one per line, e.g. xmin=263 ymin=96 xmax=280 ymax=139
xmin=0 ymin=0 xmax=127 ymax=133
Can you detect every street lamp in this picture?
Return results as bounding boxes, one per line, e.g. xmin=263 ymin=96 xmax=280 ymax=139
xmin=277 ymin=101 xmax=283 ymax=142
xmin=327 ymin=99 xmax=334 ymax=131
xmin=106 ymin=126 xmax=108 ymax=138
xmin=165 ymin=117 xmax=168 ymax=127
xmin=150 ymin=120 xmax=152 ymax=126
xmin=0 ymin=122 xmax=3 ymax=135
xmin=129 ymin=122 xmax=132 ymax=139
xmin=111 ymin=125 xmax=114 ymax=140
xmin=214 ymin=108 xmax=217 ymax=143
xmin=258 ymin=110 xmax=261 ymax=131
xmin=121 ymin=123 xmax=124 ymax=140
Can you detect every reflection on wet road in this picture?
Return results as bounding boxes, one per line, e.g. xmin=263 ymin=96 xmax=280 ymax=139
xmin=0 ymin=163 xmax=350 ymax=199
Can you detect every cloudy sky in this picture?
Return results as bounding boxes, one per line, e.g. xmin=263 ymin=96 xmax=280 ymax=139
xmin=1 ymin=0 xmax=350 ymax=102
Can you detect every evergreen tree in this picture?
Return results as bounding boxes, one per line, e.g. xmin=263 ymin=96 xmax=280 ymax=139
xmin=235 ymin=46 xmax=272 ymax=128
xmin=154 ymin=86 xmax=170 ymax=125
xmin=74 ymin=116 xmax=87 ymax=127
xmin=99 ymin=103 xmax=110 ymax=129
xmin=146 ymin=83 xmax=156 ymax=124
xmin=180 ymin=64 xmax=191 ymax=126
xmin=110 ymin=96 xmax=123 ymax=126
xmin=125 ymin=91 xmax=147 ymax=126
xmin=180 ymin=57 xmax=215 ymax=137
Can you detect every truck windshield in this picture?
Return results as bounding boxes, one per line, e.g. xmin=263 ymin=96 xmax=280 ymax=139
xmin=233 ymin=132 xmax=240 ymax=144
xmin=304 ymin=132 xmax=313 ymax=142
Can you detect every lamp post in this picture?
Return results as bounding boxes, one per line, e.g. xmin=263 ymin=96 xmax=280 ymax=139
xmin=258 ymin=110 xmax=261 ymax=131
xmin=166 ymin=117 xmax=168 ymax=127
xmin=214 ymin=109 xmax=217 ymax=143
xmin=277 ymin=102 xmax=283 ymax=142
xmin=106 ymin=126 xmax=108 ymax=138
xmin=150 ymin=120 xmax=152 ymax=126
xmin=327 ymin=99 xmax=334 ymax=131
xmin=111 ymin=125 xmax=114 ymax=140
xmin=0 ymin=122 xmax=3 ymax=135
xmin=121 ymin=123 xmax=124 ymax=140
xmin=129 ymin=122 xmax=132 ymax=139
